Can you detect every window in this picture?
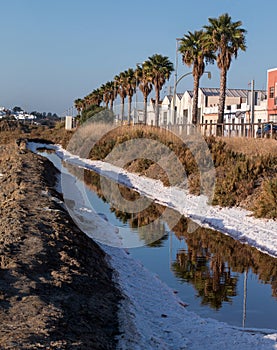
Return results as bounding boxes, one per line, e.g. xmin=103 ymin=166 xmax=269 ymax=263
xmin=269 ymin=87 xmax=274 ymax=98
xmin=269 ymin=114 xmax=277 ymax=122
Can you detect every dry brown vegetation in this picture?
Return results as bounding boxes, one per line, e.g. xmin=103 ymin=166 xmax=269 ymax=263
xmin=222 ymin=137 xmax=277 ymax=157
xmin=0 ymin=120 xmax=73 ymax=148
xmin=81 ymin=124 xmax=277 ymax=219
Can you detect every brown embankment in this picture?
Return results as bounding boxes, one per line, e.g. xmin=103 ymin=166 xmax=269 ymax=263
xmin=0 ymin=140 xmax=121 ymax=349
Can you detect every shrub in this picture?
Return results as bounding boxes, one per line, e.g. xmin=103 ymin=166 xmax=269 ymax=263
xmin=251 ymin=177 xmax=277 ymax=219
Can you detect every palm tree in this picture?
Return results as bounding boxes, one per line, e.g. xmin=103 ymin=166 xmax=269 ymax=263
xmin=87 ymin=88 xmax=102 ymax=107
xmin=106 ymin=80 xmax=117 ymax=111
xmin=136 ymin=65 xmax=153 ymax=124
xmin=114 ymin=72 xmax=127 ymax=123
xmin=74 ymin=98 xmax=84 ymax=116
xmin=123 ymin=68 xmax=137 ymax=124
xmin=179 ymin=30 xmax=215 ymax=125
xmin=144 ymin=54 xmax=174 ymax=127
xmin=204 ymin=13 xmax=246 ymax=134
xmin=100 ymin=83 xmax=110 ymax=108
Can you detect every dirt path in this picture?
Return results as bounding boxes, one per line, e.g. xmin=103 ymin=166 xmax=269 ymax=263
xmin=0 ymin=141 xmax=121 ymax=349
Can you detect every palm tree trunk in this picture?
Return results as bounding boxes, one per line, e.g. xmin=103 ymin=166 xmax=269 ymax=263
xmin=192 ymin=74 xmax=200 ymax=125
xmin=110 ymin=98 xmax=114 ymax=111
xmin=155 ymin=86 xmax=160 ymax=127
xmin=143 ymin=95 xmax=148 ymax=125
xmin=128 ymin=95 xmax=132 ymax=125
xmin=120 ymin=97 xmax=124 ymax=123
xmin=217 ymin=68 xmax=227 ymax=136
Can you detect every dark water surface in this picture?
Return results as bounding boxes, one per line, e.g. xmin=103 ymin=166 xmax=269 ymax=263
xmin=39 ymin=149 xmax=277 ymax=330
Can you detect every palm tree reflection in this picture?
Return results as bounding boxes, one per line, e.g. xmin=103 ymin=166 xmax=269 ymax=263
xmin=65 ymin=163 xmax=277 ymax=308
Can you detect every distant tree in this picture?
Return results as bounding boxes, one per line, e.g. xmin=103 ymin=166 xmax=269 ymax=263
xmin=114 ymin=72 xmax=127 ymax=123
xmin=13 ymin=106 xmax=23 ymax=112
xmin=124 ymin=68 xmax=137 ymax=125
xmin=79 ymin=105 xmax=112 ymax=124
xmin=30 ymin=111 xmax=59 ymax=119
xmin=143 ymin=54 xmax=174 ymax=126
xmin=74 ymin=98 xmax=84 ymax=115
xmin=136 ymin=65 xmax=153 ymax=124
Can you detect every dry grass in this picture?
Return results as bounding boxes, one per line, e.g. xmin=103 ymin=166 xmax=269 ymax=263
xmin=221 ymin=137 xmax=277 ymax=157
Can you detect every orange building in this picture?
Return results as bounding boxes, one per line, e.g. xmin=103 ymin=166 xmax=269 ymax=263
xmin=267 ymin=68 xmax=277 ymax=122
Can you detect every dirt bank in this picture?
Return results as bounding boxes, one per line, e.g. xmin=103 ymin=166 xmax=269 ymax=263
xmin=0 ymin=140 xmax=121 ymax=349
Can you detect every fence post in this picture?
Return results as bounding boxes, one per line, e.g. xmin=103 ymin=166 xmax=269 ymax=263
xmin=241 ymin=119 xmax=244 ymax=137
xmin=209 ymin=121 xmax=213 ymax=136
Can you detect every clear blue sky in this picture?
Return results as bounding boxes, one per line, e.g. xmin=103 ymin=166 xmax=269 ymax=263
xmin=0 ymin=0 xmax=276 ymax=115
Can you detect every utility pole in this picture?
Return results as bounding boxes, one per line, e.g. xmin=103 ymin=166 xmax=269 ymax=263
xmin=250 ymin=79 xmax=255 ymax=137
xmin=250 ymin=79 xmax=255 ymax=124
xmin=172 ymin=38 xmax=182 ymax=124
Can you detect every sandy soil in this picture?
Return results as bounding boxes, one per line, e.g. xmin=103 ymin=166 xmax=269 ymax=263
xmin=0 ymin=139 xmax=121 ymax=349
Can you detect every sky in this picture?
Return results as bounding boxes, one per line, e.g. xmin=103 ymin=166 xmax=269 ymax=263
xmin=0 ymin=0 xmax=276 ymax=115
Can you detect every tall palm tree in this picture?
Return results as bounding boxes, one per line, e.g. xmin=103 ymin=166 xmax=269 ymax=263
xmin=123 ymin=68 xmax=137 ymax=124
xmin=144 ymin=54 xmax=174 ymax=127
xmin=114 ymin=72 xmax=127 ymax=123
xmin=179 ymin=30 xmax=215 ymax=125
xmin=136 ymin=65 xmax=153 ymax=124
xmin=204 ymin=13 xmax=246 ymax=134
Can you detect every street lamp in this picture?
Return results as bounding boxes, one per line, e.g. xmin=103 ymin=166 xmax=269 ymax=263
xmin=175 ymin=70 xmax=211 ymax=89
xmin=172 ymin=70 xmax=212 ymax=124
xmin=135 ymin=62 xmax=143 ymax=124
xmin=172 ymin=38 xmax=182 ymax=124
xmin=113 ymin=80 xmax=117 ymax=113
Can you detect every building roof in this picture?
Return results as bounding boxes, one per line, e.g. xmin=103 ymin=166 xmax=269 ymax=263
xmin=164 ymin=95 xmax=173 ymax=102
xmin=267 ymin=67 xmax=277 ymax=73
xmin=200 ymin=87 xmax=266 ymax=99
xmin=187 ymin=91 xmax=193 ymax=98
xmin=200 ymin=88 xmax=249 ymax=98
xmin=164 ymin=88 xmax=267 ymax=103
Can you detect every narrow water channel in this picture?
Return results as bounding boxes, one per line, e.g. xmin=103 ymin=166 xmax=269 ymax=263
xmin=38 ymin=148 xmax=277 ymax=330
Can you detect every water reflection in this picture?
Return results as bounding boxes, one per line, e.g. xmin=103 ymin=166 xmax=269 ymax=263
xmin=64 ymin=161 xmax=277 ymax=311
xmin=64 ymin=162 xmax=169 ymax=246
xmin=171 ymin=217 xmax=277 ymax=303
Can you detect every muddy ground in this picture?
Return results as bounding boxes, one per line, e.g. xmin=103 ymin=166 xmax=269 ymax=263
xmin=0 ymin=139 xmax=121 ymax=349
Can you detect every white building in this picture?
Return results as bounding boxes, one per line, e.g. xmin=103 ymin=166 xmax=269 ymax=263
xmin=155 ymin=88 xmax=267 ymax=130
xmin=14 ymin=111 xmax=36 ymax=120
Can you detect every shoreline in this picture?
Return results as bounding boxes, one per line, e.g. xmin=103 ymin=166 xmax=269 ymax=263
xmin=0 ymin=141 xmax=121 ymax=349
